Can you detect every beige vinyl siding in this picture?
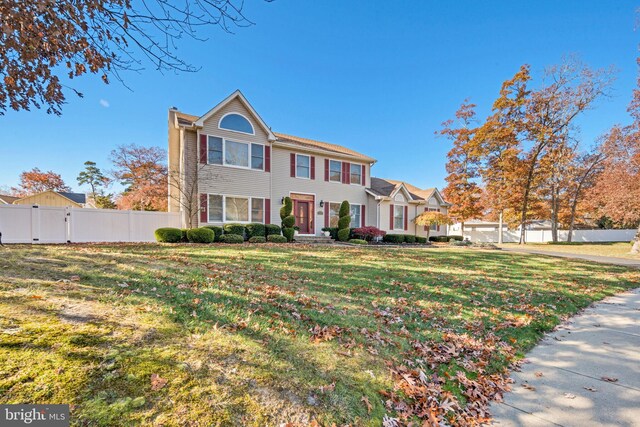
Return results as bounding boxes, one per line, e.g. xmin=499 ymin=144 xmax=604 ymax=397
xmin=270 ymin=146 xmax=370 ymax=233
xmin=196 ymin=100 xmax=271 ymax=226
xmin=167 ymin=110 xmax=181 ymax=213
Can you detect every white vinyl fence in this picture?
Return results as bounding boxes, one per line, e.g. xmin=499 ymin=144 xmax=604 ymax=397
xmin=452 ymin=228 xmax=637 ymax=243
xmin=0 ymin=204 xmax=180 ymax=244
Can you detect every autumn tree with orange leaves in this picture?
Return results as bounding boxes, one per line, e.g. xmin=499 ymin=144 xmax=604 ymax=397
xmin=0 ymin=0 xmax=262 ymax=115
xmin=439 ymin=101 xmax=484 ymax=235
xmin=11 ymin=168 xmax=71 ymax=197
xmin=110 ymin=144 xmax=167 ymax=211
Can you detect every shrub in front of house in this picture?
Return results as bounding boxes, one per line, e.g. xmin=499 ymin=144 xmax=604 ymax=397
xmin=245 ymin=223 xmax=266 ymax=239
xmin=280 ymin=196 xmax=295 ymax=242
xmin=180 ymin=229 xmax=189 ymax=242
xmin=383 ymin=234 xmax=405 ymax=244
xmin=337 ymin=200 xmax=351 ymax=242
xmin=349 ymin=238 xmax=368 ymax=245
xmin=448 ymin=235 xmax=463 ymax=241
xmin=223 ymin=223 xmax=246 ymax=238
xmin=352 ymin=226 xmax=386 ymax=242
xmin=219 ymin=234 xmax=244 ymax=244
xmin=265 ymin=224 xmax=282 ymax=236
xmin=267 ymin=234 xmax=287 ymax=243
xmin=321 ymin=227 xmax=338 ymax=239
xmin=450 ymin=239 xmax=472 ymax=246
xmin=282 ymin=215 xmax=295 ymax=228
xmin=186 ymin=227 xmax=215 ymax=244
xmin=248 ymin=236 xmax=266 ymax=243
xmin=282 ymin=227 xmax=295 ymax=242
xmin=429 ymin=236 xmax=450 ymax=243
xmin=405 ymin=235 xmax=416 ymax=244
xmin=155 ymin=227 xmax=183 ymax=243
xmin=202 ymin=225 xmax=223 ymax=242
xmin=415 ymin=236 xmax=428 ymax=244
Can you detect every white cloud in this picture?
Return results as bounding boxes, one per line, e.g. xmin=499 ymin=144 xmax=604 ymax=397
xmin=99 ymin=99 xmax=110 ymax=108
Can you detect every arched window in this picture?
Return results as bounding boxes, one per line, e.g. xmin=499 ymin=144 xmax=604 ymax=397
xmin=219 ymin=113 xmax=254 ymax=134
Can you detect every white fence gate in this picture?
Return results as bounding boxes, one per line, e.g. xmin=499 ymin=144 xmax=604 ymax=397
xmin=453 ymin=228 xmax=637 ymax=243
xmin=0 ymin=204 xmax=181 ymax=244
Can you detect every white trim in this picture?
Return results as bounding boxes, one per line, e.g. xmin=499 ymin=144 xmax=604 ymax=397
xmin=295 ymin=154 xmax=311 ymax=179
xmin=218 ymin=112 xmax=255 ymax=135
xmin=207 ymin=193 xmax=265 ymax=224
xmin=328 ymin=159 xmax=342 ymax=183
xmin=195 ymin=90 xmax=276 ymax=140
xmin=389 ymin=183 xmax=414 ymax=201
xmin=348 ymin=163 xmax=364 ymax=186
xmin=289 ymin=191 xmax=316 ymax=235
xmin=393 ymin=204 xmax=405 ymax=230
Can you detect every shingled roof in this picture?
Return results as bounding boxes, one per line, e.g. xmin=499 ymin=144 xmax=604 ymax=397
xmin=369 ymin=177 xmax=444 ymax=203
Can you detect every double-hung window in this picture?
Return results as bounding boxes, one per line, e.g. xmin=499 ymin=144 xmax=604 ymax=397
xmin=350 ymin=164 xmax=362 ymax=185
xmin=251 ymin=198 xmax=264 ymax=222
xmin=394 ymin=205 xmax=404 ymax=230
xmin=208 ymin=195 xmax=223 ymax=222
xmin=429 ymin=208 xmax=439 ymax=231
xmin=296 ymin=154 xmax=310 ymax=178
xmin=225 ymin=197 xmax=249 ymax=221
xmin=329 ymin=160 xmax=342 ymax=182
xmin=208 ymin=195 xmax=265 ymax=223
xmin=350 ymin=205 xmax=361 ymax=228
xmin=206 ymin=136 xmax=263 ymax=170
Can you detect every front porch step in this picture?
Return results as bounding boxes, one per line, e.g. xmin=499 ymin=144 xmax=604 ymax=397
xmin=294 ymin=235 xmax=334 ymax=244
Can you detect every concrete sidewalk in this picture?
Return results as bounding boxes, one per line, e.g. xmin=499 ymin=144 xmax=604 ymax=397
xmin=491 ymin=288 xmax=640 ymax=427
xmin=499 ymin=247 xmax=640 ymax=268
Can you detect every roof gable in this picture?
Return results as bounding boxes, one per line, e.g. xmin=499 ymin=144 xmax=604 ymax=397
xmin=194 ymin=90 xmax=275 ymax=140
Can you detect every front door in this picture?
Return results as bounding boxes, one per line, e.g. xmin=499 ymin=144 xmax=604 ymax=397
xmin=294 ymin=201 xmax=311 ymax=234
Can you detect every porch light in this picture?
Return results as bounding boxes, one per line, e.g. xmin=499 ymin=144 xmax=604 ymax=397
xmin=319 ymin=200 xmax=324 ymax=207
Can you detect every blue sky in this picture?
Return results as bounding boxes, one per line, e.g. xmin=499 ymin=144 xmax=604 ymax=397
xmin=1 ymin=0 xmax=638 ymax=193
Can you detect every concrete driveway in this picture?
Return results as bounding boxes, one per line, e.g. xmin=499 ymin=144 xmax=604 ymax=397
xmin=499 ymin=246 xmax=640 ymax=269
xmin=491 ymin=288 xmax=640 ymax=427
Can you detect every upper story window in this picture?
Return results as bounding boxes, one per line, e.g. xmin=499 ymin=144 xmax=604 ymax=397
xmin=329 ymin=160 xmax=342 ymax=182
xmin=394 ymin=205 xmax=404 ymax=230
xmin=219 ymin=113 xmax=254 ymax=134
xmin=350 ymin=164 xmax=362 ymax=185
xmin=207 ymin=135 xmax=263 ymax=170
xmin=296 ymin=154 xmax=310 ymax=178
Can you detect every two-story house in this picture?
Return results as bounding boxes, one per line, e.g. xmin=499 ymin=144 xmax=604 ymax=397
xmin=168 ymin=90 xmax=450 ymax=238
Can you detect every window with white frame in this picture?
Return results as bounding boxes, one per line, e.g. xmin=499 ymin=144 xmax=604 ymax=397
xmin=350 ymin=205 xmax=361 ymax=228
xmin=329 ymin=160 xmax=342 ymax=182
xmin=251 ymin=198 xmax=264 ymax=223
xmin=208 ymin=136 xmax=223 ymax=165
xmin=329 ymin=203 xmax=340 ymax=227
xmin=429 ymin=208 xmax=439 ymax=231
xmin=219 ymin=113 xmax=254 ymax=134
xmin=207 ymin=136 xmax=264 ymax=170
xmin=296 ymin=154 xmax=310 ymax=178
xmin=350 ymin=164 xmax=362 ymax=184
xmin=394 ymin=205 xmax=404 ymax=230
xmin=208 ymin=195 xmax=223 ymax=222
xmin=226 ymin=197 xmax=249 ymax=222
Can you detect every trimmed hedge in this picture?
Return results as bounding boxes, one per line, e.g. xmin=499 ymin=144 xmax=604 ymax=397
xmin=202 ymin=225 xmax=223 ymax=242
xmin=349 ymin=238 xmax=368 ymax=245
xmin=337 ymin=216 xmax=351 ymax=230
xmin=248 ymin=236 xmax=266 ymax=243
xmin=322 ymin=227 xmax=338 ymax=240
xmin=405 ymin=235 xmax=416 ymax=244
xmin=155 ymin=227 xmax=183 ymax=243
xmin=187 ymin=227 xmax=215 ymax=243
xmin=282 ymin=228 xmax=295 ymax=242
xmin=282 ymin=215 xmax=295 ymax=228
xmin=337 ymin=228 xmax=350 ymax=242
xmin=429 ymin=236 xmax=450 ymax=242
xmin=265 ymin=224 xmax=282 ymax=236
xmin=180 ymin=229 xmax=189 ymax=242
xmin=219 ymin=234 xmax=244 ymax=244
xmin=415 ymin=236 xmax=428 ymax=244
xmin=337 ymin=200 xmax=351 ymax=242
xmin=223 ymin=223 xmax=246 ymax=237
xmin=267 ymin=234 xmax=287 ymax=243
xmin=383 ymin=234 xmax=405 ymax=244
xmin=245 ymin=223 xmax=266 ymax=239
xmin=449 ymin=235 xmax=463 ymax=241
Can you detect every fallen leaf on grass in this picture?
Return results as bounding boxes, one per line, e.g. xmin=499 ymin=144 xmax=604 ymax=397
xmin=601 ymin=376 xmax=618 ymax=383
xmin=318 ymin=382 xmax=335 ymax=393
xmin=150 ymin=373 xmax=167 ymax=391
xmin=361 ymin=396 xmax=372 ymax=413
xmin=522 ymin=383 xmax=536 ymax=391
xmin=70 ymin=275 xmax=81 ymax=282
xmin=534 ymin=371 xmax=543 ymax=377
xmin=584 ymin=386 xmax=597 ymax=392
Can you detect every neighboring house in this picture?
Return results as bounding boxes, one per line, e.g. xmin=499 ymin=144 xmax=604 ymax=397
xmin=13 ymin=191 xmax=94 ymax=208
xmin=168 ymin=90 xmax=449 ymax=237
xmin=0 ymin=194 xmax=19 ymax=204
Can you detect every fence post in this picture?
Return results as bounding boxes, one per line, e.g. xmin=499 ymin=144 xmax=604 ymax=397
xmin=31 ymin=205 xmax=40 ymax=244
xmin=128 ymin=210 xmax=134 ymax=242
xmin=65 ymin=207 xmax=72 ymax=243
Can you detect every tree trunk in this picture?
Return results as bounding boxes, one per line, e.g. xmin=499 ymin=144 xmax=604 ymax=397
xmin=550 ymin=184 xmax=558 ymax=243
xmin=632 ymin=226 xmax=640 ymax=255
xmin=461 ymin=221 xmax=465 ymax=240
xmin=498 ymin=210 xmax=504 ymax=244
xmin=519 ymin=145 xmax=545 ymax=245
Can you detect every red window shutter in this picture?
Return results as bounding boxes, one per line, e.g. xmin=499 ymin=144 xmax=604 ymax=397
xmin=343 ymin=162 xmax=349 ymax=184
xmin=324 ymin=203 xmax=329 ymax=228
xmin=200 ymin=194 xmax=208 ymax=223
xmin=311 ymin=156 xmax=316 ymax=180
xmin=361 ymin=164 xmax=366 ymax=186
xmin=361 ymin=204 xmax=366 ymax=227
xmin=199 ymin=135 xmax=207 ymax=164
xmin=324 ymin=159 xmax=329 ymax=181
xmin=265 ymin=199 xmax=271 ymax=224
xmin=424 ymin=207 xmax=428 ymax=232
xmin=265 ymin=145 xmax=271 ymax=172
xmin=404 ymin=206 xmax=408 ymax=230
xmin=389 ymin=204 xmax=394 ymax=230
xmin=290 ymin=153 xmax=296 ymax=177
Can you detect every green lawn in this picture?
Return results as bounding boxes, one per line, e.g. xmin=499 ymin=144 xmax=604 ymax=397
xmin=0 ymin=244 xmax=638 ymax=426
xmin=502 ymin=241 xmax=639 ymax=260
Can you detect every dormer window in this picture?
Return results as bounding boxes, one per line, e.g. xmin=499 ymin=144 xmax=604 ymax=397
xmin=219 ymin=113 xmax=254 ymax=135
